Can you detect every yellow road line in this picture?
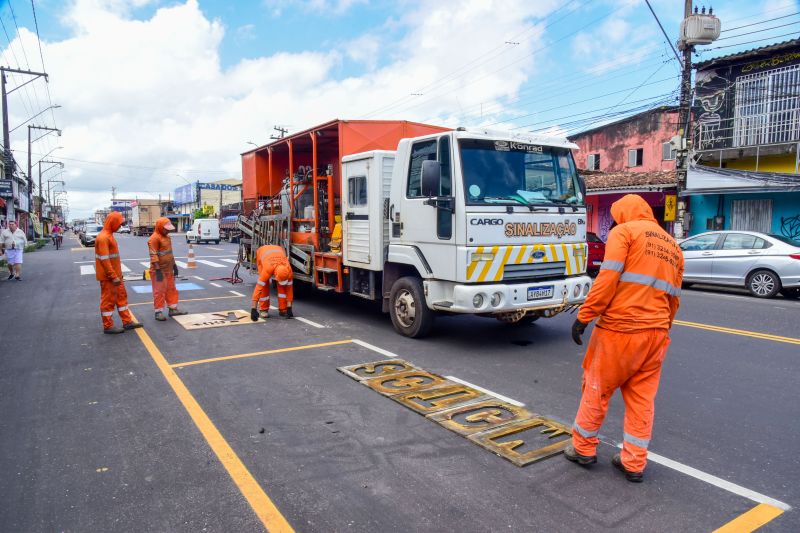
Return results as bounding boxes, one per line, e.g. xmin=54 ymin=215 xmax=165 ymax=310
xmin=713 ymin=503 xmax=783 ymax=532
xmin=129 ymin=311 xmax=294 ymax=532
xmin=674 ymin=320 xmax=800 ymax=345
xmin=172 ymin=339 xmax=354 ymax=368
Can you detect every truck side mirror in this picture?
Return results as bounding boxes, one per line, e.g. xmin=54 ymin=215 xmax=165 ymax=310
xmin=577 ymin=175 xmax=587 ymax=199
xmin=421 ymin=160 xmax=441 ymax=197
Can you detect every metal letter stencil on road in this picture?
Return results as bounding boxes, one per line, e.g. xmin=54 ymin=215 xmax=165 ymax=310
xmin=338 ymin=359 xmax=572 ymax=466
xmin=172 ymin=310 xmax=266 ymax=330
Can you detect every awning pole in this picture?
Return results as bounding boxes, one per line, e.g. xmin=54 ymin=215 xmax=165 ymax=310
xmin=795 ymin=142 xmax=799 ymax=174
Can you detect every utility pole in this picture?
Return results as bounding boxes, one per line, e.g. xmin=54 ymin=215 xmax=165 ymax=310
xmin=674 ymin=0 xmax=694 ymax=240
xmin=28 ymin=125 xmax=61 ymax=216
xmin=2 ymin=67 xmax=49 ymax=175
xmin=270 ymin=125 xmax=288 ymax=140
xmin=111 ymin=186 xmax=116 ymax=200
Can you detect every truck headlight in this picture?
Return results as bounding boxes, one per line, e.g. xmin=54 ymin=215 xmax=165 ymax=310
xmin=573 ymin=285 xmax=581 ymax=298
xmin=473 ymin=294 xmax=484 ymax=308
xmin=491 ymin=292 xmax=502 ymax=307
xmin=471 ymin=252 xmax=495 ymax=262
xmin=583 ymin=283 xmax=591 ymax=296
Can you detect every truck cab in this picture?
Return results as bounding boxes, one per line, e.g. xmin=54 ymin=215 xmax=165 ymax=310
xmin=342 ymin=128 xmax=592 ymax=337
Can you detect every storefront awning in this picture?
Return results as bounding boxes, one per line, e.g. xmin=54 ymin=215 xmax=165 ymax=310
xmin=683 ymin=165 xmax=800 ymax=195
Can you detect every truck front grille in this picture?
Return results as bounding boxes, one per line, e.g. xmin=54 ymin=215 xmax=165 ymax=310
xmin=503 ymin=262 xmax=566 ymax=282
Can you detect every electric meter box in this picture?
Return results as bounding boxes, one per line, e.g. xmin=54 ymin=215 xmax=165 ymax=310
xmin=680 ymin=14 xmax=721 ymax=46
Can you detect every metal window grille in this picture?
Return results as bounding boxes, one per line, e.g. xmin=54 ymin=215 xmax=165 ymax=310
xmin=734 ymin=64 xmax=800 ymax=147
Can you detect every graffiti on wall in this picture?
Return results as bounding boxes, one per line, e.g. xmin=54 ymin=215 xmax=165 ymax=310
xmin=598 ymin=206 xmax=614 ymax=241
xmin=780 ymin=214 xmax=800 ymax=240
xmin=694 ymin=69 xmax=730 ymax=150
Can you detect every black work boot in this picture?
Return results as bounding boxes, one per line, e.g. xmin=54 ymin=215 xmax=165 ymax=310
xmin=279 ymin=307 xmax=293 ymax=319
xmin=103 ymin=326 xmax=125 ymax=334
xmin=123 ymin=322 xmax=143 ymax=330
xmin=155 ymin=311 xmax=167 ymax=321
xmin=563 ymin=445 xmax=597 ymax=466
xmin=612 ymin=453 xmax=644 ymax=483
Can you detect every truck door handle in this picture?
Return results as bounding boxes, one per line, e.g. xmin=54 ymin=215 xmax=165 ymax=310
xmin=345 ymin=212 xmax=368 ymax=221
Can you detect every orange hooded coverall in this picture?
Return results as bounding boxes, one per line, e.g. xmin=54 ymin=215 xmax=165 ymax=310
xmin=148 ymin=217 xmax=179 ymax=312
xmin=95 ymin=212 xmax=135 ymax=329
xmin=572 ymin=194 xmax=684 ymax=473
xmin=251 ymin=245 xmax=294 ymax=313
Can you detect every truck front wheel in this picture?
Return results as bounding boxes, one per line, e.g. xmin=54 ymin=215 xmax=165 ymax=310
xmin=389 ymin=276 xmax=435 ymax=338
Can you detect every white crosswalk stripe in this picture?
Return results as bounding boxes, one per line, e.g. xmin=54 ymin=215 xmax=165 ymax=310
xmin=175 ymin=260 xmax=188 ymax=268
xmin=140 ymin=261 xmax=150 ymax=268
xmin=221 ymin=258 xmax=238 ymax=264
xmin=196 ymin=259 xmax=226 ymax=267
xmin=81 ymin=263 xmax=132 ymax=275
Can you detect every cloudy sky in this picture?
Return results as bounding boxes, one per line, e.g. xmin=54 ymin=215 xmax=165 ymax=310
xmin=2 ymin=0 xmax=798 ymax=219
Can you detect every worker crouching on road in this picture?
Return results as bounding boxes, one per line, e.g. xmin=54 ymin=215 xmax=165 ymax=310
xmin=250 ymin=244 xmax=294 ymax=321
xmin=148 ymin=217 xmax=188 ymax=321
xmin=564 ymin=194 xmax=684 ymax=483
xmin=95 ymin=211 xmax=142 ymax=334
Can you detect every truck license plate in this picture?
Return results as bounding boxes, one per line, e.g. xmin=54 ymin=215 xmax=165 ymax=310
xmin=527 ymin=285 xmax=554 ymax=301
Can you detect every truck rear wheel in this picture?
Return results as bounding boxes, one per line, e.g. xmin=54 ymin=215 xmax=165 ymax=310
xmin=389 ymin=276 xmax=435 ymax=338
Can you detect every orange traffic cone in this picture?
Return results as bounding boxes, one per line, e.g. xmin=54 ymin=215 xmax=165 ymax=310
xmin=187 ymin=243 xmax=197 ymax=269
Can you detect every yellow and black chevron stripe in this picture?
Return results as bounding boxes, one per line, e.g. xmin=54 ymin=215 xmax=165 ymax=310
xmin=466 ymin=243 xmax=588 ymax=283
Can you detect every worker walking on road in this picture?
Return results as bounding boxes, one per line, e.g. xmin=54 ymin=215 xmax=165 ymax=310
xmin=95 ymin=212 xmax=142 ymax=334
xmin=250 ymin=244 xmax=294 ymax=321
xmin=564 ymin=194 xmax=683 ymax=482
xmin=148 ymin=217 xmax=188 ymax=321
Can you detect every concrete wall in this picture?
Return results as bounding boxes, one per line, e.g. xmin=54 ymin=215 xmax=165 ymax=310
xmin=571 ymin=110 xmax=679 ymax=172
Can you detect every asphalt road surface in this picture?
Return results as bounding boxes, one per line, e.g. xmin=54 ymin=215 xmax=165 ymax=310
xmin=1 ymin=232 xmax=797 ymax=532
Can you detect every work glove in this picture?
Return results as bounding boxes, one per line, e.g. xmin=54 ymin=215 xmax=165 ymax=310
xmin=571 ymin=319 xmax=588 ymax=346
xmin=250 ymin=307 xmax=259 ymax=322
xmin=155 ymin=269 xmax=164 ymax=282
xmin=173 ymin=264 xmax=179 ymax=276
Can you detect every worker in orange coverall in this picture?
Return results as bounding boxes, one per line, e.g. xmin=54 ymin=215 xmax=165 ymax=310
xmin=95 ymin=211 xmax=142 ymax=334
xmin=148 ymin=217 xmax=188 ymax=321
xmin=563 ymin=194 xmax=684 ymax=483
xmin=250 ymin=244 xmax=294 ymax=321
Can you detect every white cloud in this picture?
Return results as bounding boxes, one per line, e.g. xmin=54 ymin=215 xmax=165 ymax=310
xmin=264 ymin=0 xmax=367 ymax=17
xmin=6 ymin=0 xmax=565 ymax=218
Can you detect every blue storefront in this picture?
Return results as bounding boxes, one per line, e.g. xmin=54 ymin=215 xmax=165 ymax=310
xmin=684 ymin=166 xmax=800 ymax=242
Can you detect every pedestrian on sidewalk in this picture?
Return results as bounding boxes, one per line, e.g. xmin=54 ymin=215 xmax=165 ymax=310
xmin=95 ymin=211 xmax=142 ymax=334
xmin=250 ymin=244 xmax=294 ymax=321
xmin=564 ymin=194 xmax=684 ymax=483
xmin=1 ymin=220 xmax=27 ymax=281
xmin=148 ymin=217 xmax=187 ymax=321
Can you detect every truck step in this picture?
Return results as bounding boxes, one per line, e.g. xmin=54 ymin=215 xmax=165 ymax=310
xmin=432 ymin=301 xmax=454 ymax=308
xmin=316 ymin=284 xmax=336 ymax=291
xmin=315 ymin=267 xmax=339 ymax=273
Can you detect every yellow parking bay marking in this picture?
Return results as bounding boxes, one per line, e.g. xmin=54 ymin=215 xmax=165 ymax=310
xmin=172 ymin=339 xmax=354 ymax=369
xmin=674 ymin=320 xmax=800 ymax=345
xmin=128 ymin=312 xmax=294 ymax=532
xmin=128 ymin=295 xmax=241 ymax=307
xmin=713 ymin=503 xmax=784 ymax=532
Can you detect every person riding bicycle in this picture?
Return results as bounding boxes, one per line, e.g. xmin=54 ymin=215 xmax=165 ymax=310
xmin=51 ymin=223 xmax=63 ymax=249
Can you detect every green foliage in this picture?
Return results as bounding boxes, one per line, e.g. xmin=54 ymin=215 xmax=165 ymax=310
xmin=24 ymin=244 xmax=38 ymax=253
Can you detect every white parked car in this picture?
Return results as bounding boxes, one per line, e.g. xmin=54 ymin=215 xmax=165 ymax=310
xmin=187 ymin=218 xmax=220 ymax=244
xmin=679 ymin=231 xmax=800 ymax=298
xmin=118 ymin=225 xmax=131 ymax=234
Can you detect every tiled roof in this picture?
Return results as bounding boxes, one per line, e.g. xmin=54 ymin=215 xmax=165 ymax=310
xmin=580 ymin=170 xmax=677 ymax=191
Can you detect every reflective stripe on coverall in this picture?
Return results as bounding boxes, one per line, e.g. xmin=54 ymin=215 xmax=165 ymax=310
xmin=95 ymin=211 xmax=134 ymax=329
xmin=251 ymin=245 xmax=293 ymax=312
xmin=148 ymin=217 xmax=179 ymax=310
xmin=572 ymin=194 xmax=684 ymax=473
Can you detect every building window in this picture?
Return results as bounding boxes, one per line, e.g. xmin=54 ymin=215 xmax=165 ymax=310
xmin=734 ymin=63 xmax=800 ymax=147
xmin=662 ymin=142 xmax=676 ymax=160
xmin=587 ymin=153 xmax=600 ymax=170
xmin=627 ymin=148 xmax=643 ymax=167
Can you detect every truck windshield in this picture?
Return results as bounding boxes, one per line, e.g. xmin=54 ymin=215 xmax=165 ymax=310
xmin=459 ymin=139 xmax=582 ymax=206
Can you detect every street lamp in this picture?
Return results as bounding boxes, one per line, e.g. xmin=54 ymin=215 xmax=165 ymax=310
xmin=34 ymin=146 xmax=63 ymax=166
xmin=246 ymin=141 xmax=258 ymax=147
xmin=10 ymin=104 xmax=62 ymax=134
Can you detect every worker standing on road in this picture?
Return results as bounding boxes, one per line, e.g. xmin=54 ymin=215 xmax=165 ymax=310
xmin=250 ymin=244 xmax=294 ymax=321
xmin=95 ymin=211 xmax=142 ymax=334
xmin=148 ymin=217 xmax=188 ymax=321
xmin=564 ymin=194 xmax=683 ymax=483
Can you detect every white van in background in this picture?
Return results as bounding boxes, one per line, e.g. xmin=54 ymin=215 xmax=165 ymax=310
xmin=187 ymin=218 xmax=220 ymax=244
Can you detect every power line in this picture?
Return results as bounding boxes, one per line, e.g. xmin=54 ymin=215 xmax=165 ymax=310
xmin=721 ymin=12 xmax=799 ymax=33
xmin=716 ymin=21 xmax=800 ymax=41
xmin=704 ymin=31 xmax=800 ymax=51
xmin=360 ymin=0 xmax=589 ymax=119
xmin=7 ymin=0 xmax=44 ymax=121
xmin=29 ymin=0 xmax=55 ymax=129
